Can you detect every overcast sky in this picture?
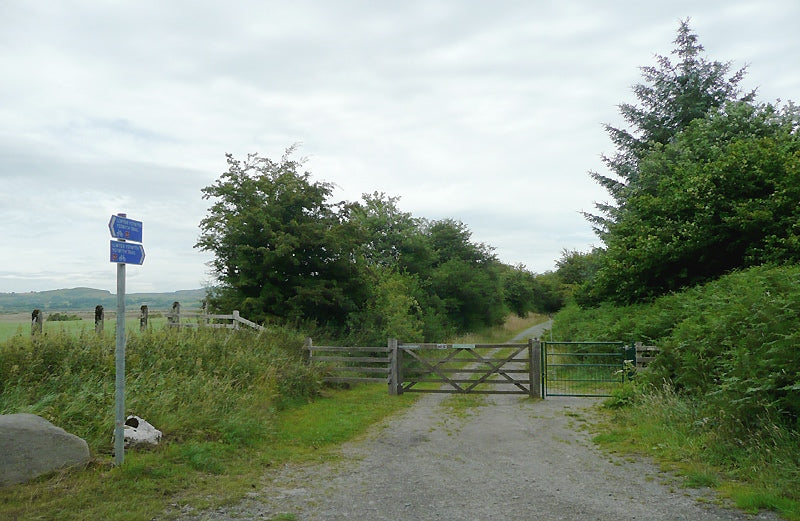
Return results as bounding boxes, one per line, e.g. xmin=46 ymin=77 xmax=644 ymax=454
xmin=1 ymin=1 xmax=799 ymax=294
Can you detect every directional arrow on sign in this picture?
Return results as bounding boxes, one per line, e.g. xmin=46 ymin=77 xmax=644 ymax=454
xmin=109 ymin=215 xmax=143 ymax=243
xmin=110 ymin=241 xmax=146 ymax=265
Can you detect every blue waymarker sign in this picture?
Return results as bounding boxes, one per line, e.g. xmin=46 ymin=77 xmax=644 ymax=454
xmin=108 ymin=215 xmax=143 ymax=242
xmin=110 ymin=241 xmax=146 ymax=265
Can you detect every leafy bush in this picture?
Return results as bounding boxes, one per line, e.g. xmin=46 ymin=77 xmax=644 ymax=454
xmin=555 ymin=264 xmax=800 ymax=430
xmin=46 ymin=312 xmax=82 ymax=321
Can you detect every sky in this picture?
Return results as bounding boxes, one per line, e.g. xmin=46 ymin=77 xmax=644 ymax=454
xmin=1 ymin=1 xmax=799 ymax=294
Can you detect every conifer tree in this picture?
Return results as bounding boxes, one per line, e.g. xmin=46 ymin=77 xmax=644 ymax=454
xmin=586 ymin=19 xmax=754 ymax=237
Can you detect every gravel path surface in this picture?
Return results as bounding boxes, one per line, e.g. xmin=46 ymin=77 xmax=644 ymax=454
xmin=510 ymin=319 xmax=553 ymax=343
xmin=176 ymin=389 xmax=779 ymax=521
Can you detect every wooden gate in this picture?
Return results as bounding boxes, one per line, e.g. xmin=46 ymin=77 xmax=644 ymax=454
xmin=307 ymin=338 xmax=656 ymax=398
xmin=306 ymin=338 xmax=541 ymax=398
xmin=394 ymin=340 xmax=540 ymax=397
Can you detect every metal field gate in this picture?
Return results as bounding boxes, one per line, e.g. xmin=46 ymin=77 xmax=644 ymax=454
xmin=542 ymin=341 xmax=636 ymax=397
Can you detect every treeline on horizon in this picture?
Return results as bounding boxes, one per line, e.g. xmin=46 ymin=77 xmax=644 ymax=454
xmin=0 ymin=288 xmax=206 ymax=313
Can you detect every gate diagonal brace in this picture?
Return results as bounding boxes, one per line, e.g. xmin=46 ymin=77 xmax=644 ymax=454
xmin=401 ymin=347 xmax=464 ymax=392
xmin=463 ymin=346 xmax=529 ymax=393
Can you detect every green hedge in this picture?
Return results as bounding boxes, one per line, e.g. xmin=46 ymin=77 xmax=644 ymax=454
xmin=554 ymin=264 xmax=800 ymax=429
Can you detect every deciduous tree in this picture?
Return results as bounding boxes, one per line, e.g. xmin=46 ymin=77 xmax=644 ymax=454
xmin=196 ymin=148 xmax=366 ymax=325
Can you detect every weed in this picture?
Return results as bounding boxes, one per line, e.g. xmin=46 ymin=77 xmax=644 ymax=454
xmin=440 ymin=393 xmax=486 ymax=418
xmin=682 ymin=469 xmax=720 ymax=488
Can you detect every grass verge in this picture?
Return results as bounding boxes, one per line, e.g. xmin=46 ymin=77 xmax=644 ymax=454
xmin=0 ymin=385 xmax=417 ymax=521
xmin=593 ymin=386 xmax=800 ymax=520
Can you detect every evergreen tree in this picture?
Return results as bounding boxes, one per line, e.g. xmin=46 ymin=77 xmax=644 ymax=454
xmin=586 ymin=19 xmax=754 ymax=237
xmin=579 ymin=101 xmax=800 ymax=305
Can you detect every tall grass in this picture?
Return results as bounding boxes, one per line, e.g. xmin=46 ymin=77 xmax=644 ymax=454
xmin=597 ymin=385 xmax=800 ymax=519
xmin=0 ymin=324 xmax=339 ymax=520
xmin=0 ymin=325 xmax=316 ymax=455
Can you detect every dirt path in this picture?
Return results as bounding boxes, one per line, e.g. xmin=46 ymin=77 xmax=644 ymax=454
xmin=177 ymin=391 xmax=779 ymax=521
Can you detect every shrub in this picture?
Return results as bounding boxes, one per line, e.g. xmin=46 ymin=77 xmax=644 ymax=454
xmin=47 ymin=312 xmax=83 ymax=322
xmin=556 ymin=264 xmax=800 ymax=430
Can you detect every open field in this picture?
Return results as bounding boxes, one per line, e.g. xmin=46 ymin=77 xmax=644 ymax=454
xmin=0 ymin=311 xmax=186 ymax=341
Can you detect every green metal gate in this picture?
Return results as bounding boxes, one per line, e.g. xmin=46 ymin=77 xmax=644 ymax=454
xmin=542 ymin=341 xmax=635 ymax=397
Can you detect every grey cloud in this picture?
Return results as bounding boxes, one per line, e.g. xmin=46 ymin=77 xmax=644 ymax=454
xmin=2 ymin=0 xmax=799 ymax=292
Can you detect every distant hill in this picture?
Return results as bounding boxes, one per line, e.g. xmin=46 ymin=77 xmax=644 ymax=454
xmin=0 ymin=287 xmax=207 ymax=312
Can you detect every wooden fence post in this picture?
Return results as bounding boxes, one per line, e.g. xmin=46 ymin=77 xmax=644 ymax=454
xmin=168 ymin=301 xmax=180 ymax=328
xmin=388 ymin=338 xmax=401 ymax=396
xmin=633 ymin=342 xmax=659 ymax=370
xmin=233 ymin=310 xmax=240 ymax=330
xmin=396 ymin=340 xmax=404 ymax=395
xmin=140 ymin=305 xmax=148 ymax=332
xmin=529 ymin=338 xmax=542 ymax=399
xmin=200 ymin=300 xmax=209 ymax=327
xmin=304 ymin=337 xmax=312 ymax=364
xmin=31 ymin=309 xmax=43 ymax=336
xmin=95 ymin=305 xmax=104 ymax=334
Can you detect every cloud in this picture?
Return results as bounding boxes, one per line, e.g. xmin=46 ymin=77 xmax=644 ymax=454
xmin=1 ymin=0 xmax=799 ymax=293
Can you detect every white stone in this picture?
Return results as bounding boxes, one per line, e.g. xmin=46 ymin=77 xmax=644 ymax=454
xmin=123 ymin=415 xmax=162 ymax=447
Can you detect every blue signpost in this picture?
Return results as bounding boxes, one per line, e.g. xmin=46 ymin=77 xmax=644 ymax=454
xmin=109 ymin=241 xmax=146 ymax=265
xmin=108 ymin=215 xmax=143 ymax=243
xmin=109 ymin=213 xmax=144 ymax=466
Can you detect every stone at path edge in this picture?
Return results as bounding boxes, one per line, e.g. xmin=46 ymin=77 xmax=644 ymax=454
xmin=0 ymin=413 xmax=90 ymax=487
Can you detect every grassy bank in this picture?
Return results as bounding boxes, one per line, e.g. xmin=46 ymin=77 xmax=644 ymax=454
xmin=595 ymin=387 xmax=800 ymax=520
xmin=0 ymin=314 xmax=170 ymax=342
xmin=556 ymin=265 xmax=800 ymax=519
xmin=1 ymin=384 xmax=416 ymax=521
xmin=0 ymin=313 xmax=546 ymax=520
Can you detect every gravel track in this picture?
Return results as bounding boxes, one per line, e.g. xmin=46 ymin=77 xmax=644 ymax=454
xmin=175 ymin=387 xmax=779 ymax=521
xmin=173 ymin=322 xmax=777 ymax=520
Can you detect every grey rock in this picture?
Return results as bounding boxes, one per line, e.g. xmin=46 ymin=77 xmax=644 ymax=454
xmin=0 ymin=413 xmax=90 ymax=487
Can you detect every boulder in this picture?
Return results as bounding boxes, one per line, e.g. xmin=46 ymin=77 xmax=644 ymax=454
xmin=0 ymin=414 xmax=90 ymax=487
